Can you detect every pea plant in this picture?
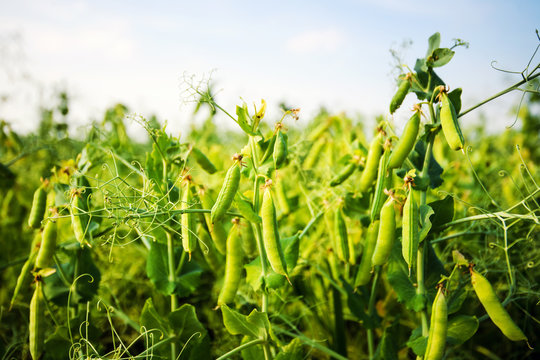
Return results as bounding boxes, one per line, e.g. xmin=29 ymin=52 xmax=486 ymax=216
xmin=1 ymin=32 xmax=539 ymax=360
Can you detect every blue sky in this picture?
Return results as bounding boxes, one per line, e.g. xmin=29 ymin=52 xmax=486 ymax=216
xmin=1 ymin=0 xmax=539 ymax=137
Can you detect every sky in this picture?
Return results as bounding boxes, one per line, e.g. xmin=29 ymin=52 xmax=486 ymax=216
xmin=0 ymin=0 xmax=539 ymax=139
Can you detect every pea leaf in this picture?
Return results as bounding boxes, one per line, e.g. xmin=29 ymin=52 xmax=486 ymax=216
xmin=448 ymin=88 xmax=463 ymax=114
xmin=426 ymin=32 xmax=441 ymax=57
xmin=221 ymin=305 xmax=269 ymax=339
xmin=410 ymin=140 xmax=443 ymax=189
xmin=140 ymin=298 xmax=169 ymax=338
xmin=406 ymin=327 xmax=427 ymax=356
xmin=418 ymin=204 xmax=434 ymax=242
xmin=236 ymin=104 xmax=256 ymax=135
xmin=429 ymin=195 xmax=454 ymax=231
xmin=427 ymin=48 xmax=455 ymax=68
xmin=168 ymin=304 xmax=211 ymax=360
xmin=446 ymin=315 xmax=479 ymax=345
xmin=241 ymin=336 xmax=265 ymax=360
xmin=147 ymin=241 xmax=176 ymax=295
xmin=374 ymin=321 xmax=399 ymax=360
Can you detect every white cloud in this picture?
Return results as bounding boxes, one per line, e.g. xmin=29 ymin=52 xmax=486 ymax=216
xmin=286 ymin=28 xmax=346 ymax=54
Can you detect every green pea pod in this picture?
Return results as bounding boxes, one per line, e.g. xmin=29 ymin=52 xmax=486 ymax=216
xmin=355 ymin=220 xmax=380 ymax=287
xmin=35 ymin=219 xmax=57 ymax=269
xmin=71 ymin=191 xmax=89 ymax=246
xmin=181 ymin=183 xmax=197 ymax=257
xmin=200 ymin=188 xmax=227 ymax=255
xmin=371 ymin=198 xmax=396 ymax=266
xmin=275 ymin=179 xmax=291 ymax=215
xmin=471 ymin=269 xmax=527 ymax=342
xmin=358 ymin=133 xmax=383 ymax=193
xmin=9 ymin=249 xmax=38 ymax=310
xmin=29 ymin=281 xmax=45 ymax=360
xmin=211 ymin=162 xmax=241 ymax=223
xmin=217 ymin=219 xmax=244 ymax=306
xmin=261 ymin=189 xmax=288 ymax=278
xmin=389 ymin=75 xmax=411 ymax=114
xmin=273 ymin=129 xmax=288 ymax=169
xmin=260 ymin=134 xmax=277 ymax=164
xmin=303 ymin=137 xmax=326 ymax=170
xmin=440 ymin=92 xmax=465 ymax=151
xmin=234 ymin=195 xmax=262 ymax=223
xmin=330 ymin=162 xmax=357 ymax=187
xmin=334 ymin=208 xmax=349 ymax=263
xmin=425 ymin=287 xmax=448 ymax=360
xmin=242 ymin=222 xmax=257 ymax=258
xmin=402 ymin=189 xmax=419 ymax=271
xmin=28 ymin=185 xmax=47 ymax=229
xmin=191 ymin=147 xmax=217 ymax=174
xmin=388 ymin=110 xmax=421 ymax=169
xmin=198 ymin=225 xmax=223 ymax=273
xmin=370 ymin=148 xmax=391 ymax=221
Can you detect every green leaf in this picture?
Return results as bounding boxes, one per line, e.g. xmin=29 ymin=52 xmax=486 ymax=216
xmin=342 ymin=278 xmax=375 ymax=328
xmin=447 ymin=284 xmax=467 ymax=314
xmin=448 ymin=88 xmax=462 ymax=114
xmin=175 ymin=260 xmax=203 ymax=298
xmin=410 ymin=140 xmax=443 ymax=189
xmin=426 ymin=32 xmax=441 ymax=57
xmin=140 ymin=298 xmax=169 ymax=338
xmin=374 ymin=321 xmax=399 ymax=360
xmin=168 ymin=304 xmax=211 ymax=360
xmin=429 ymin=195 xmax=454 ymax=231
xmin=427 ymin=48 xmax=455 ymax=68
xmin=424 ymin=242 xmax=448 ymax=290
xmin=221 ymin=305 xmax=269 ymax=339
xmin=275 ymin=338 xmax=304 ymax=360
xmin=418 ymin=204 xmax=434 ymax=242
xmin=236 ymin=104 xmax=256 ymax=135
xmin=43 ymin=327 xmax=71 ymax=360
xmin=245 ymin=257 xmax=264 ymax=291
xmin=147 ymin=241 xmax=176 ymax=295
xmin=387 ymin=243 xmax=425 ymax=311
xmin=447 ymin=315 xmax=479 ymax=345
xmin=411 ymin=60 xmax=445 ymax=101
xmin=406 ymin=327 xmax=427 ymax=356
xmin=282 ymin=233 xmax=300 ymax=271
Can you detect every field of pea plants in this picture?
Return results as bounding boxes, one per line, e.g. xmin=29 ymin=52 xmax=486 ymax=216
xmin=1 ymin=33 xmax=539 ymax=360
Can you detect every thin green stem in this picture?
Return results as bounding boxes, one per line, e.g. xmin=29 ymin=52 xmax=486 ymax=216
xmin=458 ymin=67 xmax=540 ymax=118
xmin=166 ymin=231 xmax=178 ymax=360
xmin=367 ymin=267 xmax=380 ymax=360
xmin=216 ymin=338 xmax=266 ymax=360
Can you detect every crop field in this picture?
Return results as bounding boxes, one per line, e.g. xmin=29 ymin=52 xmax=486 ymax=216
xmin=0 ymin=32 xmax=539 ymax=359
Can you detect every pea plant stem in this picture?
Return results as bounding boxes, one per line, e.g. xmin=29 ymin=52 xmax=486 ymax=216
xmin=166 ymin=231 xmax=178 ymax=360
xmin=367 ymin=267 xmax=380 ymax=360
xmin=248 ymin=135 xmax=272 ymax=360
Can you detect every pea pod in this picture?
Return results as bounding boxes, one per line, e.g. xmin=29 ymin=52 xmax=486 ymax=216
xmin=439 ymin=91 xmax=465 ymax=151
xmin=358 ymin=133 xmax=384 ymax=193
xmin=200 ymin=188 xmax=227 ymax=255
xmin=334 ymin=208 xmax=349 ymax=263
xmin=389 ymin=74 xmax=411 ymax=114
xmin=70 ymin=189 xmax=90 ymax=246
xmin=370 ymin=147 xmax=391 ymax=221
xmin=330 ymin=161 xmax=357 ymax=187
xmin=261 ymin=188 xmax=288 ymax=278
xmin=29 ymin=281 xmax=45 ymax=360
xmin=211 ymin=160 xmax=241 ymax=223
xmin=273 ymin=129 xmax=288 ymax=169
xmin=217 ymin=219 xmax=244 ymax=306
xmin=371 ymin=198 xmax=395 ymax=266
xmin=425 ymin=287 xmax=448 ymax=360
xmin=10 ymin=245 xmax=39 ymax=310
xmin=181 ymin=182 xmax=197 ymax=257
xmin=470 ymin=269 xmax=527 ymax=342
xmin=355 ymin=220 xmax=380 ymax=287
xmin=388 ymin=110 xmax=421 ymax=169
xmin=402 ymin=189 xmax=419 ymax=271
xmin=275 ymin=179 xmax=291 ymax=215
xmin=191 ymin=146 xmax=217 ymax=174
xmin=198 ymin=225 xmax=223 ymax=273
xmin=35 ymin=219 xmax=57 ymax=269
xmin=28 ymin=185 xmax=47 ymax=229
